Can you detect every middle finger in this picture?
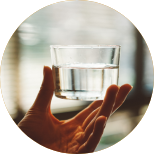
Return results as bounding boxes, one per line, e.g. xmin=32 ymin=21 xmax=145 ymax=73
xmin=82 ymin=85 xmax=119 ymax=141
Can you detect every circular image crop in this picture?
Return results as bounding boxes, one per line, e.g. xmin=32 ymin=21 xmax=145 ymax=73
xmin=1 ymin=1 xmax=153 ymax=153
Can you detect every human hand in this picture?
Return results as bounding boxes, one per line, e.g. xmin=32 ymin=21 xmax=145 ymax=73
xmin=18 ymin=66 xmax=132 ymax=153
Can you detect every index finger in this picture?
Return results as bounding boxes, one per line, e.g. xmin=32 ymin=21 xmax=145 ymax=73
xmin=96 ymin=84 xmax=119 ymax=118
xmin=111 ymin=84 xmax=132 ymax=114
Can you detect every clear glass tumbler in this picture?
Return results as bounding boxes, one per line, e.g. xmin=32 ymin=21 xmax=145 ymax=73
xmin=50 ymin=45 xmax=120 ymax=100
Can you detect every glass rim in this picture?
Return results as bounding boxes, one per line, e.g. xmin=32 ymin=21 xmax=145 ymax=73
xmin=50 ymin=45 xmax=121 ymax=49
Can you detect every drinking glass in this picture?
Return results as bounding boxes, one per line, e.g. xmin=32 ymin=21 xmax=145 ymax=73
xmin=50 ymin=45 xmax=120 ymax=100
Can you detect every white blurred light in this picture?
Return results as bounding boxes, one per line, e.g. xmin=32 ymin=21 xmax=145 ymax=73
xmin=18 ymin=23 xmax=40 ymax=45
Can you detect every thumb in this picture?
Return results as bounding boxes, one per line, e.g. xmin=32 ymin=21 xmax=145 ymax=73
xmin=31 ymin=66 xmax=54 ymax=111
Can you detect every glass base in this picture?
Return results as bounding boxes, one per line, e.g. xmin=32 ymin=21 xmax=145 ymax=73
xmin=55 ymin=90 xmax=105 ymax=101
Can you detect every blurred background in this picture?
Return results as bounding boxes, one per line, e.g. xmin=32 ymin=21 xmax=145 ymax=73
xmin=0 ymin=1 xmax=153 ymax=151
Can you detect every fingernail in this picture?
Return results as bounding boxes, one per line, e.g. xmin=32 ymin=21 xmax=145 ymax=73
xmin=118 ymin=86 xmax=120 ymax=91
xmin=104 ymin=117 xmax=108 ymax=127
xmin=105 ymin=116 xmax=108 ymax=121
xmin=129 ymin=86 xmax=133 ymax=91
xmin=43 ymin=66 xmax=46 ymax=76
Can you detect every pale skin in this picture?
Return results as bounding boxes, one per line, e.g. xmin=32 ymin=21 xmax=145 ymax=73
xmin=18 ymin=66 xmax=132 ymax=153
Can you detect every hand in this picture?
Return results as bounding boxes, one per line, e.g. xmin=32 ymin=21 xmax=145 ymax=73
xmin=18 ymin=66 xmax=132 ymax=153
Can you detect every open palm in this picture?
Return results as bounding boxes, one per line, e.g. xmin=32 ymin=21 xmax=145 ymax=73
xmin=18 ymin=66 xmax=132 ymax=153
